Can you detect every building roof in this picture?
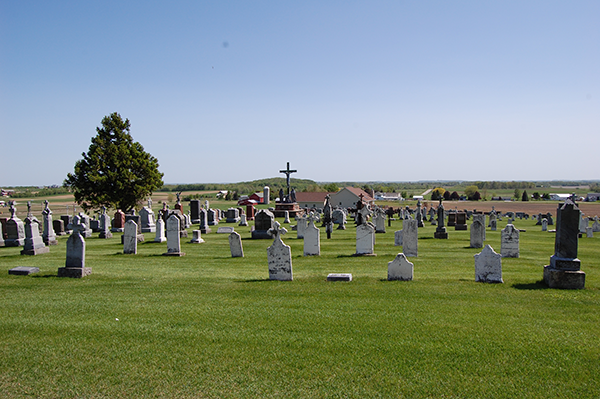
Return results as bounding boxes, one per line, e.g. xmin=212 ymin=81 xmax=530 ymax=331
xmin=295 ymin=192 xmax=330 ymax=203
xmin=341 ymin=187 xmax=374 ymax=202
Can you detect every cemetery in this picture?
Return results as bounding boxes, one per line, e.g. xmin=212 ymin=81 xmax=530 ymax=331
xmin=1 ymin=187 xmax=599 ymax=398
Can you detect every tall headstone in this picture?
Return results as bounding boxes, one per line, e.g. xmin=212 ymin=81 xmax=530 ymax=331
xmin=542 ymin=218 xmax=548 ymax=232
xmin=387 ymin=253 xmax=414 ymax=281
xmin=267 ymin=222 xmax=292 ymax=281
xmin=416 ymin=200 xmax=424 ymax=228
xmin=229 ymin=231 xmax=244 ymax=258
xmin=5 ymin=202 xmax=25 ymax=247
xmin=355 ymin=222 xmax=376 ymax=256
xmin=123 ymin=214 xmax=145 ymax=242
xmin=207 ymin=209 xmax=219 ymax=226
xmin=403 ymin=219 xmax=418 ymax=257
xmin=263 ymin=186 xmax=270 ymax=205
xmin=226 ymin=208 xmax=241 ymax=223
xmin=154 ymin=217 xmax=167 ymax=243
xmin=42 ymin=200 xmax=57 ymax=245
xmin=199 ymin=208 xmax=211 ymax=234
xmin=58 ymin=215 xmax=91 ymax=278
xmin=123 ymin=220 xmax=138 ymax=254
xmin=434 ymin=199 xmax=448 ymax=239
xmin=374 ymin=208 xmax=386 ymax=233
xmin=190 ymin=200 xmax=201 ymax=224
xmin=246 ymin=204 xmax=255 ymax=220
xmin=98 ymin=208 xmax=113 ymax=239
xmin=470 ymin=215 xmax=485 ymax=248
xmin=163 ymin=214 xmax=185 ymax=256
xmin=500 ymin=224 xmax=520 ymax=258
xmin=544 ymin=200 xmax=585 ymax=289
xmin=475 ymin=245 xmax=503 ymax=283
xmin=238 ymin=214 xmax=248 ymax=226
xmin=455 ymin=212 xmax=467 ymax=230
xmin=53 ymin=219 xmax=66 ymax=236
xmin=303 ymin=212 xmax=321 ymax=256
xmin=21 ymin=218 xmax=50 ymax=255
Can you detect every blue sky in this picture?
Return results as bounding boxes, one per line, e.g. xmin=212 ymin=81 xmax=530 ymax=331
xmin=1 ymin=1 xmax=598 ymax=186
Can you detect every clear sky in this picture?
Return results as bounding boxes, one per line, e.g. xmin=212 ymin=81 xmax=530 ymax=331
xmin=1 ymin=1 xmax=598 ymax=186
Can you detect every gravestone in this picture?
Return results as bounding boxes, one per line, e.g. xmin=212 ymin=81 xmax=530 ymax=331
xmin=61 ymin=215 xmax=72 ymax=234
xmin=228 ymin=231 xmax=244 ymax=257
xmin=139 ymin=204 xmax=156 ymax=233
xmin=9 ymin=266 xmax=40 ymax=276
xmin=470 ymin=215 xmax=485 ymax=248
xmin=434 ymin=199 xmax=448 ymax=239
xmin=163 ymin=214 xmax=185 ymax=256
xmin=190 ymin=200 xmax=201 ymax=224
xmin=332 ymin=209 xmax=347 ymax=230
xmin=246 ymin=204 xmax=255 ymax=220
xmin=111 ymin=210 xmax=125 ymax=232
xmin=123 ymin=214 xmax=144 ymax=243
xmin=355 ymin=222 xmax=376 ymax=256
xmin=42 ymin=200 xmax=57 ymax=245
xmin=252 ymin=209 xmax=275 ymax=239
xmin=303 ymin=213 xmax=320 ymax=256
xmin=123 ymin=220 xmax=138 ymax=254
xmin=327 ymin=273 xmax=352 ymax=281
xmin=267 ymin=222 xmax=293 ymax=281
xmin=403 ymin=219 xmax=418 ymax=257
xmin=475 ymin=245 xmax=503 ymax=283
xmin=490 ymin=219 xmax=497 ymax=231
xmin=21 ymin=218 xmax=50 ymax=255
xmin=416 ymin=200 xmax=424 ymax=228
xmin=500 ymin=224 xmax=520 ymax=258
xmin=387 ymin=253 xmax=414 ymax=281
xmin=58 ymin=215 xmax=91 ymax=277
xmin=593 ymin=219 xmax=600 ymax=232
xmin=542 ymin=218 xmax=548 ymax=231
xmin=0 ymin=222 xmax=4 ymax=247
xmin=455 ymin=212 xmax=467 ymax=230
xmin=217 ymin=226 xmax=235 ymax=234
xmin=374 ymin=209 xmax=386 ymax=233
xmin=154 ymin=217 xmax=167 ymax=243
xmin=76 ymin=213 xmax=93 ymax=238
xmin=226 ymin=208 xmax=241 ymax=223
xmin=5 ymin=202 xmax=25 ymax=247
xmin=239 ymin=214 xmax=248 ymax=226
xmin=394 ymin=229 xmax=403 ymax=246
xmin=199 ymin=208 xmax=211 ymax=234
xmin=296 ymin=213 xmax=308 ymax=239
xmin=207 ymin=209 xmax=219 ymax=226
xmin=283 ymin=210 xmax=290 ymax=224
xmin=190 ymin=229 xmax=205 ymax=243
xmin=98 ymin=209 xmax=113 ymax=239
xmin=543 ymin=200 xmax=585 ymax=289
xmin=586 ymin=227 xmax=593 ymax=238
xmin=53 ymin=219 xmax=66 ymax=236
xmin=447 ymin=213 xmax=456 ymax=227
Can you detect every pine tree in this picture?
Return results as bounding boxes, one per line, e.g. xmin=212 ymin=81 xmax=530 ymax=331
xmin=64 ymin=112 xmax=164 ymax=212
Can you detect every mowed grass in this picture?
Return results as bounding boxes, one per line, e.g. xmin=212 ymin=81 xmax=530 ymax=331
xmin=1 ymin=216 xmax=599 ymax=398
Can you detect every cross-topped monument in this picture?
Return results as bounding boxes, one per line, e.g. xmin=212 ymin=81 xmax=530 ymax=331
xmin=279 ymin=162 xmax=297 ymax=201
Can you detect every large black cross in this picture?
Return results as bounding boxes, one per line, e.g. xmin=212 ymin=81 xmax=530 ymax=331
xmin=279 ymin=162 xmax=297 ymax=198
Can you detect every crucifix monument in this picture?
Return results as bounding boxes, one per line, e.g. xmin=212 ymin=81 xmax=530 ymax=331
xmin=274 ymin=162 xmax=304 ymax=218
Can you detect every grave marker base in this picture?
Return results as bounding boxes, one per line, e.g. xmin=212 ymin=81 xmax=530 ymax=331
xmin=58 ymin=267 xmax=92 ymax=278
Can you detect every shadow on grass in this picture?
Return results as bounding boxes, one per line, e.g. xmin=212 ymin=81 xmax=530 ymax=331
xmin=31 ymin=273 xmax=60 ymax=278
xmin=239 ymin=278 xmax=274 ymax=283
xmin=512 ymin=280 xmax=547 ymax=290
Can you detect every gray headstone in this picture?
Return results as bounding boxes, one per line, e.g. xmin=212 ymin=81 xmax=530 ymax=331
xmin=229 ymin=231 xmax=244 ymax=257
xmin=403 ymin=219 xmax=418 ymax=257
xmin=163 ymin=214 xmax=185 ymax=256
xmin=303 ymin=214 xmax=320 ymax=256
xmin=355 ymin=223 xmax=375 ymax=256
xmin=123 ymin=220 xmax=138 ymax=254
xmin=500 ymin=224 xmax=520 ymax=258
xmin=267 ymin=222 xmax=292 ymax=280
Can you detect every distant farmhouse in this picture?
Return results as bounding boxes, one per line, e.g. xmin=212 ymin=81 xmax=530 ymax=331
xmin=586 ymin=193 xmax=600 ymax=202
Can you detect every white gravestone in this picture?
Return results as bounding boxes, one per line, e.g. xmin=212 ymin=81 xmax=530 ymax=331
xmin=239 ymin=214 xmax=248 ymax=226
xmin=229 ymin=231 xmax=244 ymax=257
xmin=542 ymin=218 xmax=548 ymax=231
xmin=394 ymin=229 xmax=403 ymax=246
xmin=586 ymin=227 xmax=593 ymax=238
xmin=267 ymin=222 xmax=293 ymax=281
xmin=355 ymin=223 xmax=376 ymax=256
xmin=500 ymin=224 xmax=520 ymax=258
xmin=474 ymin=245 xmax=503 ymax=283
xmin=163 ymin=214 xmax=185 ymax=256
xmin=190 ymin=229 xmax=205 ymax=243
xmin=154 ymin=217 xmax=166 ymax=243
xmin=303 ymin=213 xmax=321 ymax=256
xmin=403 ymin=219 xmax=418 ymax=257
xmin=374 ymin=211 xmax=386 ymax=233
xmin=592 ymin=220 xmax=600 ymax=233
xmin=58 ymin=215 xmax=91 ymax=277
xmin=387 ymin=253 xmax=414 ymax=281
xmin=42 ymin=201 xmax=57 ymax=245
xmin=283 ymin=210 xmax=290 ymax=224
xmin=123 ymin=220 xmax=138 ymax=254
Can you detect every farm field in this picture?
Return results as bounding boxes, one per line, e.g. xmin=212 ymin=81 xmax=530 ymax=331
xmin=1 ymin=212 xmax=599 ymax=398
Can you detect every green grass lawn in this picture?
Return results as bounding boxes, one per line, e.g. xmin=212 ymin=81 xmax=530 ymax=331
xmin=1 ymin=217 xmax=599 ymax=398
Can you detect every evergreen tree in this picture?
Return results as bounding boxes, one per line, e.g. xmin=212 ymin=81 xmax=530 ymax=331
xmin=522 ymin=190 xmax=529 ymax=201
xmin=64 ymin=112 xmax=164 ymax=212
